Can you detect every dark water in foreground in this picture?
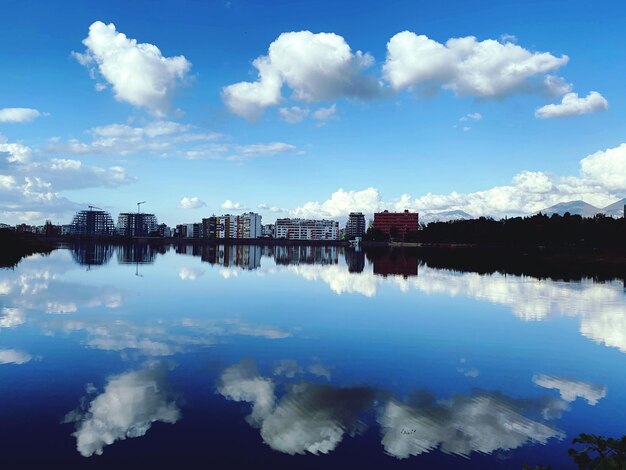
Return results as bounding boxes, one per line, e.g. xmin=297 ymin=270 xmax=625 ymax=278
xmin=0 ymin=244 xmax=625 ymax=468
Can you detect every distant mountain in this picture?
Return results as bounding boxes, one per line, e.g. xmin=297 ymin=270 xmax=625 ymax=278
xmin=601 ymin=198 xmax=626 ymax=218
xmin=421 ymin=210 xmax=473 ymax=224
xmin=539 ymin=200 xmax=600 ymax=217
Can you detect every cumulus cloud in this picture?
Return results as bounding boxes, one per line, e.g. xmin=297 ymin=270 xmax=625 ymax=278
xmin=73 ymin=21 xmax=191 ymax=115
xmin=533 ymin=374 xmax=607 ymax=405
xmin=292 ymin=187 xmax=381 ymax=219
xmin=279 ymin=106 xmax=309 ymax=123
xmin=579 ymin=143 xmax=626 ymax=191
xmin=0 ymin=108 xmax=42 ymax=123
xmin=223 ymin=31 xmax=381 ymax=120
xmin=291 ymin=142 xmax=626 ymax=219
xmin=0 ymin=348 xmax=33 ymax=364
xmin=179 ymin=196 xmax=206 ymax=209
xmin=65 ymin=366 xmax=180 ymax=457
xmin=221 ymin=199 xmax=247 ymax=211
xmin=312 ymin=104 xmax=337 ymax=125
xmin=378 ymin=391 xmax=565 ymax=459
xmin=535 ymin=91 xmax=608 ymax=118
xmin=383 ymin=32 xmax=568 ymax=98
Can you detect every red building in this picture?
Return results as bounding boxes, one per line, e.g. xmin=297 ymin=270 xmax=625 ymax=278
xmin=373 ymin=210 xmax=419 ymax=237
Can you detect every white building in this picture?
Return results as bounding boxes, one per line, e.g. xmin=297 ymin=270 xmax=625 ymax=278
xmin=275 ymin=218 xmax=339 ymax=240
xmin=237 ymin=212 xmax=262 ymax=238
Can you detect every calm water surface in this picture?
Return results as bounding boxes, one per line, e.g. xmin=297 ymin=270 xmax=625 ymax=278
xmin=1 ymin=244 xmax=625 ymax=468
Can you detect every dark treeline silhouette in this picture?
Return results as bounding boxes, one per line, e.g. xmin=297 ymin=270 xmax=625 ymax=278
xmin=0 ymin=229 xmax=55 ymax=268
xmin=420 ymin=213 xmax=626 ymax=247
xmin=364 ymin=213 xmax=626 ymax=247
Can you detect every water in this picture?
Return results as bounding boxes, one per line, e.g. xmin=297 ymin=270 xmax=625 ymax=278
xmin=1 ymin=243 xmax=624 ymax=468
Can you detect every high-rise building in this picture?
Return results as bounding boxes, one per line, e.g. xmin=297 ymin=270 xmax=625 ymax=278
xmin=117 ymin=213 xmax=158 ymax=237
xmin=345 ymin=212 xmax=366 ymax=239
xmin=373 ymin=210 xmax=419 ymax=237
xmin=202 ymin=216 xmax=217 ymax=239
xmin=216 ymin=214 xmax=236 ymax=238
xmin=275 ymin=218 xmax=339 ymax=240
xmin=70 ymin=209 xmax=116 ymax=236
xmin=236 ymin=212 xmax=262 ymax=238
xmin=213 ymin=213 xmax=262 ymax=238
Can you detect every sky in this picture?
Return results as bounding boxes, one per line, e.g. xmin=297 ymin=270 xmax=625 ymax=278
xmin=1 ymin=0 xmax=625 ymax=226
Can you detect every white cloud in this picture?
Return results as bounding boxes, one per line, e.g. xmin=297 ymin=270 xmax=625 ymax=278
xmin=46 ymin=121 xmax=299 ymax=162
xmin=0 ymin=108 xmax=42 ymax=123
xmin=258 ymin=203 xmax=287 ymax=213
xmin=279 ymin=106 xmax=309 ymax=123
xmin=73 ymin=21 xmax=191 ymax=115
xmin=291 ymin=142 xmax=626 ymax=219
xmin=0 ymin=348 xmax=33 ymax=364
xmin=579 ymin=143 xmax=626 ymax=191
xmin=0 ymin=140 xmax=32 ymax=163
xmin=384 ymin=32 xmax=568 ymax=98
xmin=223 ymin=31 xmax=380 ymax=120
xmin=292 ymin=187 xmax=381 ymax=219
xmin=49 ymin=121 xmax=220 ymax=157
xmin=221 ymin=199 xmax=247 ymax=211
xmin=533 ymin=375 xmax=607 ymax=405
xmin=0 ymin=136 xmax=134 ymax=224
xmin=65 ymin=366 xmax=180 ymax=457
xmin=312 ymin=104 xmax=337 ymax=124
xmin=500 ymin=33 xmax=518 ymax=43
xmin=536 ymin=91 xmax=608 ymax=118
xmin=179 ymin=196 xmax=206 ymax=209
xmin=238 ymin=142 xmax=297 ymax=156
xmin=460 ymin=112 xmax=482 ymax=121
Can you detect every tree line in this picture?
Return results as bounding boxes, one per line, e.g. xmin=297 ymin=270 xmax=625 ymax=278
xmin=364 ymin=213 xmax=626 ymax=247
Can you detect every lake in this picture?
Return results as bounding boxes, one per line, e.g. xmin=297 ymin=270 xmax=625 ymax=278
xmin=1 ymin=243 xmax=624 ymax=468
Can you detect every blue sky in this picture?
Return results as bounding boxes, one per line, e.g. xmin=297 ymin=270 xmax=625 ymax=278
xmin=0 ymin=0 xmax=625 ymax=226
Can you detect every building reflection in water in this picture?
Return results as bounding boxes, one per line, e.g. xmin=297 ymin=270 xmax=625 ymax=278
xmin=71 ymin=243 xmax=114 ymax=268
xmin=344 ymin=248 xmax=365 ymax=273
xmin=367 ymin=248 xmax=419 ymax=278
xmin=274 ymin=246 xmax=338 ymax=266
xmin=196 ymin=244 xmax=262 ymax=270
xmin=117 ymin=243 xmax=163 ymax=264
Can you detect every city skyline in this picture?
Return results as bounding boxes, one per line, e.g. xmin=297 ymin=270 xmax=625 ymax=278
xmin=1 ymin=0 xmax=625 ymax=227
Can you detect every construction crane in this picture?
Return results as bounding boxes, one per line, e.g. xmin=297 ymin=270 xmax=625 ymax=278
xmin=137 ymin=201 xmax=146 ymax=214
xmin=88 ymin=205 xmax=103 ymax=212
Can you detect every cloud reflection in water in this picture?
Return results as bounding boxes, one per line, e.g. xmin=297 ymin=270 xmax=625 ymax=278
xmin=217 ymin=359 xmax=570 ymax=460
xmin=65 ymin=364 xmax=180 ymax=457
